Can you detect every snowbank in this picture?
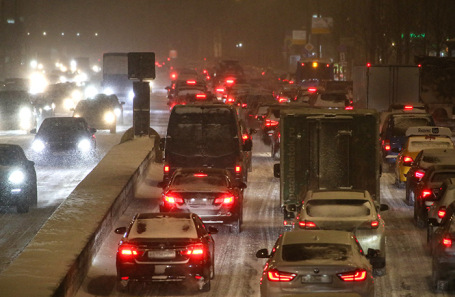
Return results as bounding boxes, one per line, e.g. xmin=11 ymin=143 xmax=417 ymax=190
xmin=0 ymin=135 xmax=156 ymax=297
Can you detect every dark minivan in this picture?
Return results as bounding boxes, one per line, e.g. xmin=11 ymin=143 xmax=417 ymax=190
xmin=161 ymin=104 xmax=252 ymax=183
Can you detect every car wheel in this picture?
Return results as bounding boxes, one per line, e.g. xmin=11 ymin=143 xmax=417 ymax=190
xmin=427 ymin=224 xmax=435 ymax=245
xmin=200 ymin=277 xmax=211 ymax=292
xmin=230 ymin=218 xmax=241 ymax=234
xmin=395 ymin=177 xmax=405 ymax=189
xmin=414 ymin=201 xmax=426 ymax=228
xmin=407 ymin=191 xmax=415 ymax=206
xmin=374 ymin=267 xmax=386 ymax=277
xmin=17 ymin=201 xmax=29 ymax=213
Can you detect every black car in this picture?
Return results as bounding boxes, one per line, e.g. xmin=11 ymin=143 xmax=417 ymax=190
xmin=406 ymin=148 xmax=455 ymax=206
xmin=0 ymin=144 xmax=37 ymax=213
xmin=428 ymin=206 xmax=455 ymax=292
xmin=114 ymin=212 xmax=217 ymax=292
xmin=379 ymin=112 xmax=435 ymax=165
xmin=73 ymin=95 xmax=123 ymax=133
xmin=410 ymin=164 xmax=455 ymax=228
xmin=31 ymin=117 xmax=96 ymax=161
xmin=158 ymin=168 xmax=246 ymax=233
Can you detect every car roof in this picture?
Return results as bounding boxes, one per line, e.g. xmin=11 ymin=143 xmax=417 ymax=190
xmin=284 ymin=230 xmax=354 ymax=245
xmin=130 ymin=213 xmax=198 ymax=239
xmin=307 ymin=190 xmax=371 ymax=200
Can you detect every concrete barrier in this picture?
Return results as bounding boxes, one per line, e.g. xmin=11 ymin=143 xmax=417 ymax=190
xmin=0 ymin=135 xmax=156 ymax=297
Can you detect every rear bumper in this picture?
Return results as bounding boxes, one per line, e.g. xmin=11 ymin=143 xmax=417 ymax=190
xmin=117 ymin=262 xmax=207 ymax=283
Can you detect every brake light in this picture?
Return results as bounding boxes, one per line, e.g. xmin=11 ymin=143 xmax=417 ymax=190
xmin=421 ymin=189 xmax=432 ymax=199
xmin=415 ymin=170 xmax=425 ymax=179
xmin=242 ymin=134 xmax=249 ymax=141
xmin=404 ymin=105 xmax=413 ymax=110
xmin=193 ymin=173 xmax=207 ymax=177
xmin=216 ymin=87 xmax=225 ymax=92
xmin=265 ymin=119 xmax=279 ymax=127
xmin=298 ymin=220 xmax=317 ymax=229
xmin=235 ymin=165 xmax=241 ymax=173
xmin=278 ymin=97 xmax=288 ymax=103
xmin=164 ymin=193 xmax=184 ymax=204
xmin=118 ymin=244 xmax=138 ymax=259
xmin=196 ymin=94 xmax=206 ymax=99
xmin=383 ymin=140 xmax=391 ymax=151
xmin=214 ymin=195 xmax=235 ymax=205
xmin=443 ymin=237 xmax=453 ymax=247
xmin=170 ymin=73 xmax=177 ymax=80
xmin=267 ymin=269 xmax=297 ymax=282
xmin=371 ymin=220 xmax=379 ymax=228
xmin=345 ymin=106 xmax=354 ymax=110
xmin=308 ymin=87 xmax=317 ymax=93
xmin=164 ymin=165 xmax=170 ymax=173
xmin=225 ymin=78 xmax=235 ymax=85
xmin=186 ymin=80 xmax=196 ymax=85
xmin=227 ymin=97 xmax=235 ymax=103
xmin=438 ymin=207 xmax=447 ymax=219
xmin=403 ymin=156 xmax=413 ymax=163
xmin=337 ymin=269 xmax=367 ymax=282
xmin=186 ymin=243 xmax=205 ymax=258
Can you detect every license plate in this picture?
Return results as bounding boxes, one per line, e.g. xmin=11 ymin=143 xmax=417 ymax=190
xmin=148 ymin=250 xmax=175 ymax=259
xmin=301 ymin=274 xmax=332 ymax=283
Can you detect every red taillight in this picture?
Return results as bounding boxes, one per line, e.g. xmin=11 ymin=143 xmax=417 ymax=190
xmin=308 ymin=87 xmax=317 ymax=93
xmin=298 ymin=221 xmax=317 ymax=229
xmin=443 ymin=237 xmax=453 ymax=247
xmin=186 ymin=80 xmax=196 ymax=85
xmin=421 ymin=189 xmax=432 ymax=199
xmin=225 ymin=78 xmax=235 ymax=85
xmin=265 ymin=119 xmax=279 ymax=127
xmin=196 ymin=94 xmax=206 ymax=99
xmin=337 ymin=269 xmax=367 ymax=282
xmin=170 ymin=73 xmax=177 ymax=80
xmin=227 ymin=97 xmax=235 ymax=103
xmin=438 ymin=207 xmax=447 ymax=219
xmin=118 ymin=245 xmax=138 ymax=258
xmin=242 ymin=134 xmax=249 ymax=141
xmin=235 ymin=165 xmax=241 ymax=173
xmin=415 ymin=170 xmax=425 ymax=179
xmin=164 ymin=165 xmax=170 ymax=173
xmin=345 ymin=106 xmax=354 ymax=110
xmin=164 ymin=193 xmax=184 ymax=204
xmin=214 ymin=195 xmax=235 ymax=205
xmin=216 ymin=87 xmax=225 ymax=92
xmin=193 ymin=173 xmax=207 ymax=177
xmin=186 ymin=243 xmax=205 ymax=258
xmin=371 ymin=220 xmax=379 ymax=228
xmin=404 ymin=105 xmax=413 ymax=110
xmin=383 ymin=140 xmax=391 ymax=151
xmin=278 ymin=97 xmax=288 ymax=103
xmin=267 ymin=269 xmax=297 ymax=282
xmin=403 ymin=156 xmax=413 ymax=163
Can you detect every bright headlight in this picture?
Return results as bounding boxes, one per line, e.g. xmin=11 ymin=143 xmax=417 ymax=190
xmin=43 ymin=105 xmax=52 ymax=111
xmin=71 ymin=90 xmax=83 ymax=101
xmin=32 ymin=139 xmax=45 ymax=152
xmin=78 ymin=139 xmax=92 ymax=152
xmin=128 ymin=90 xmax=135 ymax=101
xmin=104 ymin=111 xmax=115 ymax=124
xmin=104 ymin=87 xmax=114 ymax=96
xmin=9 ymin=170 xmax=25 ymax=184
xmin=19 ymin=107 xmax=32 ymax=119
xmin=63 ymin=98 xmax=75 ymax=110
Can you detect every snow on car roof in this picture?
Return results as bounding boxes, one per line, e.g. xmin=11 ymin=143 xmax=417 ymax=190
xmin=129 ymin=217 xmax=198 ymax=239
xmin=284 ymin=230 xmax=354 ymax=245
xmin=309 ymin=190 xmax=369 ymax=200
xmin=407 ymin=136 xmax=454 ymax=152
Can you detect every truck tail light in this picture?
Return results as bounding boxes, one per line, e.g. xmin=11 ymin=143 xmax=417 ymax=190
xmin=267 ymin=269 xmax=297 ymax=282
xmin=214 ymin=195 xmax=235 ymax=205
xmin=298 ymin=220 xmax=317 ymax=229
xmin=438 ymin=207 xmax=447 ymax=219
xmin=337 ymin=269 xmax=367 ymax=282
xmin=415 ymin=170 xmax=425 ymax=179
xmin=421 ymin=189 xmax=433 ymax=199
xmin=404 ymin=105 xmax=413 ymax=110
xmin=443 ymin=237 xmax=453 ymax=247
xmin=164 ymin=193 xmax=184 ymax=204
xmin=216 ymin=87 xmax=225 ymax=93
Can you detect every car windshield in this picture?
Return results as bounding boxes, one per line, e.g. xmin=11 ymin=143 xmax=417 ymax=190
xmin=306 ymin=199 xmax=372 ymax=217
xmin=0 ymin=146 xmax=25 ymax=165
xmin=172 ymin=173 xmax=228 ymax=187
xmin=392 ymin=117 xmax=432 ymax=136
xmin=40 ymin=118 xmax=86 ymax=132
xmin=282 ymin=243 xmax=352 ymax=262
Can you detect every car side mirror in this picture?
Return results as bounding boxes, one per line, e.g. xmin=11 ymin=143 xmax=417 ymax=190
xmin=28 ymin=160 xmax=35 ymax=166
xmin=114 ymin=227 xmax=127 ymax=234
xmin=255 ymin=248 xmax=270 ymax=258
xmin=273 ymin=163 xmax=280 ymax=178
xmin=235 ymin=181 xmax=247 ymax=189
xmin=366 ymin=248 xmax=384 ymax=270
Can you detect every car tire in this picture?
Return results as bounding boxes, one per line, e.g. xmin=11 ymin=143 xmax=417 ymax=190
xmin=116 ymin=279 xmax=130 ymax=293
xmin=407 ymin=191 xmax=415 ymax=206
xmin=200 ymin=278 xmax=211 ymax=292
xmin=395 ymin=177 xmax=405 ymax=189
xmin=17 ymin=201 xmax=29 ymax=213
xmin=374 ymin=267 xmax=386 ymax=277
xmin=209 ymin=260 xmax=215 ymax=280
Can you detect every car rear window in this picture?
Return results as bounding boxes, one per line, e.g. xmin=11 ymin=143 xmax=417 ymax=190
xmin=431 ymin=172 xmax=455 ymax=183
xmin=306 ymin=199 xmax=371 ymax=217
xmin=173 ymin=173 xmax=228 ymax=187
xmin=129 ymin=218 xmax=198 ymax=239
xmin=282 ymin=243 xmax=351 ymax=262
xmin=392 ymin=117 xmax=433 ymax=136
